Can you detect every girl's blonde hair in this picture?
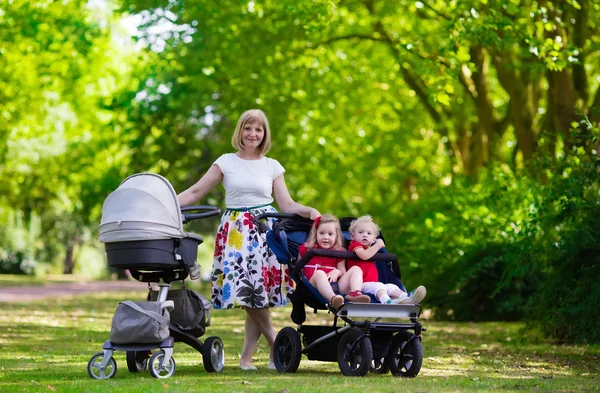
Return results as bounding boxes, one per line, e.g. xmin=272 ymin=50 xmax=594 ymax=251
xmin=304 ymin=214 xmax=345 ymax=250
xmin=349 ymin=215 xmax=380 ymax=236
xmin=231 ymin=109 xmax=272 ymax=155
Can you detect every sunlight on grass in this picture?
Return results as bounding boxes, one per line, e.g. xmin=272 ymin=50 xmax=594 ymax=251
xmin=0 ymin=287 xmax=599 ymax=392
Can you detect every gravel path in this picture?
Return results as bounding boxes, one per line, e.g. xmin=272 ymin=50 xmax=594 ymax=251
xmin=0 ymin=281 xmax=149 ymax=302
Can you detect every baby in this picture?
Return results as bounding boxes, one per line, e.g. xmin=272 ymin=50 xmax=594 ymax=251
xmin=347 ymin=215 xmax=426 ymax=305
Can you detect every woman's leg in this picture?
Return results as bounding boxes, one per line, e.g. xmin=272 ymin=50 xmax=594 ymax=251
xmin=240 ymin=312 xmax=261 ymax=367
xmin=244 ymin=307 xmax=277 ymax=361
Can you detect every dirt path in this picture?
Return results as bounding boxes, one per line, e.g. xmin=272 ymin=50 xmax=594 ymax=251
xmin=0 ymin=281 xmax=149 ymax=302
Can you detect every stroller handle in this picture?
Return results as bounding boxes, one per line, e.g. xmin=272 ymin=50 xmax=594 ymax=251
xmin=252 ymin=212 xmax=313 ymax=232
xmin=181 ymin=205 xmax=221 ymax=223
xmin=293 ymin=248 xmax=400 ymax=277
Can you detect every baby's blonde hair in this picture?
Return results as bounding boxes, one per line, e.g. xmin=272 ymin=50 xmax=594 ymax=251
xmin=348 ymin=215 xmax=380 ymax=236
xmin=231 ymin=109 xmax=272 ymax=155
xmin=304 ymin=214 xmax=345 ymax=250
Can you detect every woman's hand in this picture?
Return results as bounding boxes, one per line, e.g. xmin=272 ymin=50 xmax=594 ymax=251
xmin=309 ymin=208 xmax=321 ymax=220
xmin=327 ymin=269 xmax=342 ymax=282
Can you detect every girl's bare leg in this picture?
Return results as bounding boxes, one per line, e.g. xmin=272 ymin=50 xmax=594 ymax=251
xmin=310 ymin=270 xmax=336 ymax=300
xmin=337 ymin=266 xmax=364 ymax=294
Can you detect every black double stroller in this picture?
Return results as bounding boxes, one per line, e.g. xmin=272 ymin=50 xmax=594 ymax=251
xmin=87 ymin=173 xmax=225 ymax=379
xmin=256 ymin=213 xmax=425 ymax=377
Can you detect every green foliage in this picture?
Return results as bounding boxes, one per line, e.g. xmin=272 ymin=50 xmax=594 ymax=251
xmin=0 ymin=251 xmax=37 ymax=275
xmin=508 ymin=155 xmax=600 ymax=343
xmin=1 ymin=0 xmax=599 ymax=345
xmin=398 ymin=149 xmax=600 ymax=343
xmin=397 ymin=164 xmax=539 ymax=321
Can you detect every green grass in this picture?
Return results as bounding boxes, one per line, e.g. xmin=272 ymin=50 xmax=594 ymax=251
xmin=0 ymin=280 xmax=598 ymax=392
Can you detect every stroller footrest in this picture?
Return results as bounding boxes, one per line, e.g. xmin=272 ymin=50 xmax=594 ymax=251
xmin=337 ymin=303 xmax=421 ymax=319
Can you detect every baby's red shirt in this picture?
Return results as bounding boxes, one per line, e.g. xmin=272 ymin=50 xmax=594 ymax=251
xmin=347 ymin=241 xmax=379 ymax=282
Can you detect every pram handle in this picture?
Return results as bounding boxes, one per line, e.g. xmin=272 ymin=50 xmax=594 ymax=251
xmin=293 ymin=248 xmax=400 ymax=277
xmin=181 ymin=205 xmax=221 ymax=223
xmin=252 ymin=212 xmax=312 ymax=232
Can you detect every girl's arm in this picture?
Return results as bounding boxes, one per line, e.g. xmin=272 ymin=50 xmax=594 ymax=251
xmin=336 ymin=260 xmax=347 ymax=275
xmin=273 ymin=174 xmax=320 ymax=219
xmin=177 ymin=164 xmax=223 ymax=207
xmin=353 ymin=239 xmax=385 ymax=260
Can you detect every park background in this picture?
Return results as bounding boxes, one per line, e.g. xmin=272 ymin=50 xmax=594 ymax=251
xmin=0 ymin=1 xmax=599 ymax=387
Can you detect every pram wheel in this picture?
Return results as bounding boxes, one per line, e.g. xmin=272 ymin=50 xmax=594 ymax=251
xmin=202 ymin=336 xmax=225 ymax=372
xmin=126 ymin=351 xmax=149 ymax=373
xmin=370 ymin=357 xmax=390 ymax=374
xmin=337 ymin=328 xmax=373 ymax=377
xmin=148 ymin=350 xmax=176 ymax=378
xmin=273 ymin=327 xmax=302 ymax=373
xmin=387 ymin=331 xmax=423 ymax=378
xmin=87 ymin=352 xmax=117 ymax=379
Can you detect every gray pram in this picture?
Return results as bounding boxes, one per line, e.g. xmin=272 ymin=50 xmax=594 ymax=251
xmin=87 ymin=173 xmax=225 ymax=379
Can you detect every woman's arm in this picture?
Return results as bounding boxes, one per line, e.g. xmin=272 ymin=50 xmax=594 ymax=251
xmin=273 ymin=174 xmax=320 ymax=219
xmin=177 ymin=164 xmax=223 ymax=207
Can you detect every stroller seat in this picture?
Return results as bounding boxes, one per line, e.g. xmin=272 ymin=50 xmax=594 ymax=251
xmin=255 ymin=213 xmax=425 ymax=378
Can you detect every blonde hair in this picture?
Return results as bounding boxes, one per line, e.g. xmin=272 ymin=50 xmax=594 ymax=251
xmin=231 ymin=109 xmax=272 ymax=155
xmin=304 ymin=214 xmax=345 ymax=250
xmin=349 ymin=215 xmax=380 ymax=236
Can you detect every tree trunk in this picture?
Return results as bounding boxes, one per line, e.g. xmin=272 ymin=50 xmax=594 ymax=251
xmin=470 ymin=46 xmax=494 ymax=165
xmin=549 ymin=69 xmax=577 ymax=151
xmin=63 ymin=243 xmax=76 ymax=275
xmin=491 ymin=54 xmax=536 ymax=162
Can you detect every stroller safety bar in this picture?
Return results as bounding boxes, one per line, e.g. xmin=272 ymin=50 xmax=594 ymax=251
xmin=294 ymin=248 xmax=400 ymax=277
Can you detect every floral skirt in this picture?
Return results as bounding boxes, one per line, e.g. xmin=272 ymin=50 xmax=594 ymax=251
xmin=211 ymin=206 xmax=294 ymax=309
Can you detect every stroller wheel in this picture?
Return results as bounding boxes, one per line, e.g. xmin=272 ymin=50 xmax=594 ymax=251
xmin=337 ymin=328 xmax=373 ymax=377
xmin=148 ymin=350 xmax=176 ymax=378
xmin=387 ymin=331 xmax=423 ymax=378
xmin=273 ymin=327 xmax=302 ymax=373
xmin=370 ymin=356 xmax=390 ymax=374
xmin=126 ymin=351 xmax=149 ymax=373
xmin=202 ymin=336 xmax=225 ymax=372
xmin=87 ymin=352 xmax=117 ymax=379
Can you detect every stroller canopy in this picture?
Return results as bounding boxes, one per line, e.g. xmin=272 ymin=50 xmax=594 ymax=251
xmin=99 ymin=173 xmax=184 ymax=243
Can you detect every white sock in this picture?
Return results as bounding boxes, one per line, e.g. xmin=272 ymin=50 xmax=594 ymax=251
xmin=379 ymin=294 xmax=391 ymax=304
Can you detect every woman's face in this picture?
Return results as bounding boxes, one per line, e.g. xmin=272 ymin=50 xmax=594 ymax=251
xmin=316 ymin=222 xmax=337 ymax=249
xmin=241 ymin=121 xmax=264 ymax=151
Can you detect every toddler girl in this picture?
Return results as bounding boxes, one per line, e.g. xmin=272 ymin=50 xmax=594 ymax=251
xmin=298 ymin=214 xmax=370 ymax=308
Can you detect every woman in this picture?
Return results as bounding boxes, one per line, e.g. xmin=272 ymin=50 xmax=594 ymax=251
xmin=177 ymin=109 xmax=320 ymax=370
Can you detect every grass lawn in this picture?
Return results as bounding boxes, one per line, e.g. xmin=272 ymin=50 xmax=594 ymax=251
xmin=0 ymin=280 xmax=598 ymax=392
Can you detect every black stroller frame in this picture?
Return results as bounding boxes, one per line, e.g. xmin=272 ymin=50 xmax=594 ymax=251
xmin=87 ymin=173 xmax=225 ymax=380
xmin=256 ymin=213 xmax=426 ymax=377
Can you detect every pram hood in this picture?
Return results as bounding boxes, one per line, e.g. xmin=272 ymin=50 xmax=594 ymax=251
xmin=99 ymin=173 xmax=184 ymax=243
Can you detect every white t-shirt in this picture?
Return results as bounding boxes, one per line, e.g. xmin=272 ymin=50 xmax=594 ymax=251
xmin=214 ymin=153 xmax=285 ymax=208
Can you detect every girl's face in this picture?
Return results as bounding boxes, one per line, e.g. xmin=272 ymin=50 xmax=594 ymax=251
xmin=241 ymin=121 xmax=264 ymax=151
xmin=351 ymin=222 xmax=377 ymax=247
xmin=316 ymin=222 xmax=337 ymax=249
